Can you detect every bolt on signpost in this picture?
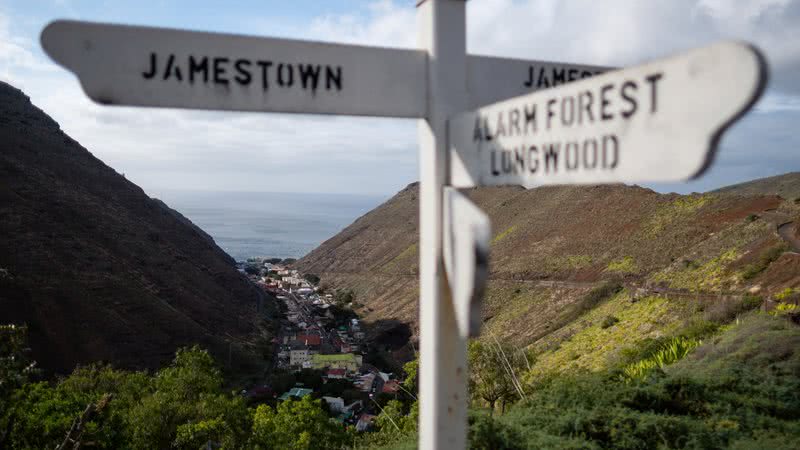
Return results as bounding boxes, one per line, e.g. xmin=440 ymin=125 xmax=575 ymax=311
xmin=41 ymin=0 xmax=767 ymax=448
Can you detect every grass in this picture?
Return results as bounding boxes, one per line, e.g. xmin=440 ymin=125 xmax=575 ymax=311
xmin=644 ymin=194 xmax=713 ymax=237
xmin=605 ymin=256 xmax=637 ymax=274
xmin=652 ymin=248 xmax=740 ymax=292
xmin=463 ymin=314 xmax=800 ymax=450
xmin=492 ymin=225 xmax=517 ymax=244
xmin=741 ymin=243 xmax=787 ymax=280
xmin=543 ymin=254 xmax=593 ymax=272
xmin=528 ymin=294 xmax=689 ymax=377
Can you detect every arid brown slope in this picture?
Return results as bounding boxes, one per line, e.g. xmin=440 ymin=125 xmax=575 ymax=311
xmin=298 ymin=177 xmax=798 ymax=350
xmin=0 ymin=82 xmax=272 ymax=374
xmin=713 ymin=172 xmax=800 ymax=199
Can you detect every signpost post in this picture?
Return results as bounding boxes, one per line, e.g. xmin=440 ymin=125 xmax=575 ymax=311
xmin=40 ymin=1 xmax=768 ymax=448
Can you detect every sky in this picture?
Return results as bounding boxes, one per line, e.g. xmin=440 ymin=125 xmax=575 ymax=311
xmin=1 ymin=0 xmax=799 ymax=198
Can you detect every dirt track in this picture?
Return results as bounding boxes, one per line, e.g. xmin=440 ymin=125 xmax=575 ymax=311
xmin=778 ymin=221 xmax=800 ymax=253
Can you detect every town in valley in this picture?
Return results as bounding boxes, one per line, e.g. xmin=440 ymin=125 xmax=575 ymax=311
xmin=235 ymin=256 xmax=410 ymax=432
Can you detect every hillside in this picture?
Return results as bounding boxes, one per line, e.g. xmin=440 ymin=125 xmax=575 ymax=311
xmin=297 ymin=176 xmax=800 ymax=367
xmin=713 ymin=171 xmax=800 ymax=199
xmin=0 ymin=81 xmax=275 ymax=374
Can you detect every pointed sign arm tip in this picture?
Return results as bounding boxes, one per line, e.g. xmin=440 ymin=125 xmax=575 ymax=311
xmin=689 ymin=41 xmax=769 ymax=180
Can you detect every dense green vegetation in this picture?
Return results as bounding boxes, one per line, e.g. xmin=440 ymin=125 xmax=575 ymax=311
xmin=0 ymin=337 xmax=357 ymax=449
xmin=5 ymin=302 xmax=798 ymax=450
xmin=364 ymin=313 xmax=800 ymax=450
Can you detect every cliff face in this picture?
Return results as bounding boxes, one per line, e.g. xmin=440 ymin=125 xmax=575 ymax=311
xmin=0 ymin=82 xmax=272 ymax=374
xmin=298 ymin=175 xmax=800 ymax=359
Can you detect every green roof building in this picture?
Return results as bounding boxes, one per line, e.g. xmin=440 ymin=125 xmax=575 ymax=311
xmin=278 ymin=387 xmax=313 ymax=401
xmin=310 ymin=353 xmax=363 ymax=372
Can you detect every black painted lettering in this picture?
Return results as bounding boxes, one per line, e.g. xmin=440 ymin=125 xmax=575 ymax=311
xmin=495 ymin=112 xmax=506 ymax=138
xmin=524 ymin=66 xmax=534 ymax=88
xmin=514 ymin=147 xmax=526 ymax=174
xmin=326 ymin=66 xmax=342 ymax=91
xmin=257 ymin=61 xmax=273 ymax=90
xmin=645 ymin=72 xmax=663 ymax=113
xmin=561 ymin=97 xmax=575 ymax=127
xmin=537 ymin=67 xmax=550 ymax=88
xmin=620 ymin=80 xmax=638 ymax=118
xmin=524 ymin=104 xmax=537 ymax=134
xmin=544 ymin=143 xmax=560 ymax=173
xmin=553 ymin=68 xmax=566 ymax=85
xmin=583 ymin=138 xmax=598 ymax=169
xmin=546 ymin=98 xmax=557 ymax=130
xmin=568 ymin=68 xmax=578 ymax=81
xmin=528 ymin=145 xmax=539 ymax=173
xmin=602 ymin=135 xmax=619 ymax=169
xmin=473 ymin=116 xmax=484 ymax=142
xmin=600 ymin=83 xmax=614 ymax=121
xmin=501 ymin=150 xmax=512 ymax=173
xmin=277 ymin=63 xmax=294 ymax=87
xmin=581 ymin=71 xmax=592 ymax=78
xmin=164 ymin=54 xmax=182 ymax=81
xmin=509 ymin=109 xmax=521 ymax=136
xmin=579 ymin=91 xmax=594 ymax=124
xmin=491 ymin=149 xmax=500 ymax=176
xmin=298 ymin=64 xmax=321 ymax=91
xmin=565 ymin=142 xmax=580 ymax=171
xmin=213 ymin=57 xmax=229 ymax=85
xmin=189 ymin=56 xmax=209 ymax=84
xmin=143 ymin=53 xmax=157 ymax=79
xmin=483 ymin=117 xmax=493 ymax=141
xmin=234 ymin=59 xmax=252 ymax=85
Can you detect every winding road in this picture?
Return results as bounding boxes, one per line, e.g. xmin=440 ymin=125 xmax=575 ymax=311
xmin=778 ymin=221 xmax=800 ymax=253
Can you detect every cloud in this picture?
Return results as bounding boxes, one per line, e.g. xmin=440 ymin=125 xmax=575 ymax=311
xmin=464 ymin=0 xmax=800 ymax=94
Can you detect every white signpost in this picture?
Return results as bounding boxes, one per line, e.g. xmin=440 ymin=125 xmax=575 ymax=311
xmin=40 ymin=1 xmax=768 ymax=449
xmin=450 ymin=41 xmax=767 ymax=188
xmin=443 ymin=187 xmax=491 ymax=338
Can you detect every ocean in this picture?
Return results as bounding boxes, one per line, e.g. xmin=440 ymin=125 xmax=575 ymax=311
xmin=155 ymin=190 xmax=387 ymax=261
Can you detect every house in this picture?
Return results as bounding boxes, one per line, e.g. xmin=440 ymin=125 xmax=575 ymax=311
xmin=243 ymin=385 xmax=273 ymax=400
xmin=322 ymin=396 xmax=346 ymax=413
xmin=354 ymin=373 xmax=376 ymax=393
xmin=326 ymin=368 xmax=347 ymax=379
xmin=310 ymin=353 xmax=363 ymax=372
xmin=278 ymin=387 xmax=313 ymax=401
xmin=295 ymin=334 xmax=322 ymax=347
xmin=356 ymin=413 xmax=376 ymax=432
xmin=289 ymin=347 xmax=313 ymax=367
xmin=382 ymin=380 xmax=401 ymax=394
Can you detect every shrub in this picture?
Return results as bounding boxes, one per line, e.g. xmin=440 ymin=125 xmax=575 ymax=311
xmin=775 ymin=288 xmax=798 ymax=301
xmin=606 ymin=256 xmax=637 ymax=274
xmin=622 ymin=336 xmax=702 ymax=381
xmin=742 ymin=244 xmax=787 ymax=280
xmin=601 ymin=316 xmax=620 ymax=329
xmin=745 ymin=214 xmax=759 ymax=222
xmin=704 ymin=295 xmax=763 ymax=324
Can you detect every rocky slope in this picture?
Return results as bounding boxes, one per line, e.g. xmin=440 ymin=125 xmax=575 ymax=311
xmin=0 ymin=82 xmax=274 ymax=374
xmin=713 ymin=171 xmax=800 ymax=199
xmin=297 ymin=175 xmax=800 ymax=365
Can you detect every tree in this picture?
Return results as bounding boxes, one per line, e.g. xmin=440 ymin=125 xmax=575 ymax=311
xmin=333 ymin=289 xmax=356 ymax=307
xmin=0 ymin=324 xmax=37 ymax=446
xmin=249 ymin=396 xmax=350 ymax=449
xmin=468 ymin=340 xmax=527 ymax=414
xmin=303 ymin=273 xmax=321 ymax=285
xmin=125 ymin=346 xmax=251 ymax=449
